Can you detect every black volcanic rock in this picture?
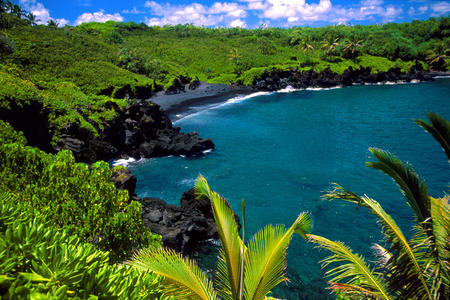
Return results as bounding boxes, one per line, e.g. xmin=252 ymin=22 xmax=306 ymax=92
xmin=251 ymin=64 xmax=433 ymax=91
xmin=141 ymin=188 xmax=241 ymax=253
xmin=56 ymin=101 xmax=214 ymax=163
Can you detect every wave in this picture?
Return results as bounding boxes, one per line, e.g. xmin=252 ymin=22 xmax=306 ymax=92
xmin=111 ymin=157 xmax=148 ymax=167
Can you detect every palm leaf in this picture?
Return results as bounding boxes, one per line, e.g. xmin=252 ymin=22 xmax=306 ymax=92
xmin=244 ymin=213 xmax=312 ymax=300
xmin=308 ymin=234 xmax=391 ymax=300
xmin=427 ymin=196 xmax=450 ymax=299
xmin=323 ymin=185 xmax=432 ymax=299
xmin=415 ymin=112 xmax=450 ymax=161
xmin=366 ymin=148 xmax=430 ymax=223
xmin=128 ymin=247 xmax=217 ymax=300
xmin=194 ymin=175 xmax=243 ymax=299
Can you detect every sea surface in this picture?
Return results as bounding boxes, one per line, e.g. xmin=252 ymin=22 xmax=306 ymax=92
xmin=128 ymin=79 xmax=450 ymax=299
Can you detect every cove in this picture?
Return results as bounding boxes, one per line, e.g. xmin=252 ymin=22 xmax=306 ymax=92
xmin=129 ymin=79 xmax=450 ymax=299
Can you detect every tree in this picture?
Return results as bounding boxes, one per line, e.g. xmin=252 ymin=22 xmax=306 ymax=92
xmin=299 ymin=36 xmax=314 ymax=65
xmin=343 ymin=38 xmax=363 ymax=60
xmin=228 ymin=47 xmax=241 ymax=75
xmin=426 ymin=43 xmax=449 ymax=71
xmin=47 ymin=19 xmax=59 ymax=28
xmin=129 ymin=175 xmax=312 ymax=300
xmin=24 ymin=12 xmax=39 ymax=26
xmin=321 ymin=37 xmax=339 ymax=60
xmin=308 ymin=112 xmax=450 ymax=300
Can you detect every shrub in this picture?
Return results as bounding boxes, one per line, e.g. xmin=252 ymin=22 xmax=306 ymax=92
xmin=0 ymin=193 xmax=165 ymax=299
xmin=0 ymin=132 xmax=161 ymax=259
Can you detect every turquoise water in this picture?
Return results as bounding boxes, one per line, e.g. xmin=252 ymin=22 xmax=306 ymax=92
xmin=130 ymin=79 xmax=450 ymax=299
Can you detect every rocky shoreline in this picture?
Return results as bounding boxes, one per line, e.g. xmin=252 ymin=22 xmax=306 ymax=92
xmin=56 ymin=101 xmax=214 ymax=164
xmin=251 ymin=62 xmax=435 ymax=91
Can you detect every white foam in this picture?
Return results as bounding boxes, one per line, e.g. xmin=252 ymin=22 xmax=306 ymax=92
xmin=112 ymin=157 xmax=136 ymax=167
xmin=305 ymin=86 xmax=342 ymax=91
xmin=277 ymin=85 xmax=299 ymax=93
xmin=203 ymin=149 xmax=213 ymax=154
xmin=224 ymin=91 xmax=271 ymax=105
xmin=433 ymin=75 xmax=450 ymax=79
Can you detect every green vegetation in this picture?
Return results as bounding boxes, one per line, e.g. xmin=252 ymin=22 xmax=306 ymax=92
xmin=0 ymin=192 xmax=165 ymax=299
xmin=129 ymin=175 xmax=312 ymax=299
xmin=0 ymin=120 xmax=161 ymax=260
xmin=308 ymin=113 xmax=450 ymax=299
xmin=1 ymin=1 xmax=448 ymax=142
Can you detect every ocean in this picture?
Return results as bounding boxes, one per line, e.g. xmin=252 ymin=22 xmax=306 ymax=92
xmin=128 ymin=79 xmax=450 ymax=299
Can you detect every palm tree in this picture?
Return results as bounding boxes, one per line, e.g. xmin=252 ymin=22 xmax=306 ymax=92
xmin=321 ymin=38 xmax=339 ymax=60
xmin=128 ymin=175 xmax=312 ymax=299
xmin=308 ymin=112 xmax=450 ymax=299
xmin=25 ymin=12 xmax=39 ymax=26
xmin=227 ymin=48 xmax=241 ymax=75
xmin=426 ymin=43 xmax=449 ymax=71
xmin=47 ymin=19 xmax=59 ymax=28
xmin=299 ymin=37 xmax=314 ymax=65
xmin=343 ymin=38 xmax=363 ymax=60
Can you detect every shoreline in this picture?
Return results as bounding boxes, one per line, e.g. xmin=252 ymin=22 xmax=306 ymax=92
xmin=148 ymin=70 xmax=450 ymax=121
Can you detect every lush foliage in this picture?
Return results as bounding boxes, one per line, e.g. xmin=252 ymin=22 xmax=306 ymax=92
xmin=0 ymin=192 xmax=165 ymax=299
xmin=1 ymin=2 xmax=448 ymax=143
xmin=308 ymin=113 xmax=450 ymax=299
xmin=0 ymin=121 xmax=161 ymax=260
xmin=129 ymin=175 xmax=312 ymax=300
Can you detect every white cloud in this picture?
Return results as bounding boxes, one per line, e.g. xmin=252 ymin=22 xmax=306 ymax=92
xmin=56 ymin=18 xmax=70 ymax=27
xmin=74 ymin=9 xmax=123 ymax=25
xmin=430 ymin=1 xmax=450 ymax=16
xmin=19 ymin=0 xmax=51 ymax=24
xmin=229 ymin=19 xmax=246 ymax=27
xmin=19 ymin=0 xmax=69 ymax=26
xmin=122 ymin=7 xmax=145 ymax=14
xmin=418 ymin=5 xmax=428 ymax=14
xmin=144 ymin=1 xmax=248 ymax=27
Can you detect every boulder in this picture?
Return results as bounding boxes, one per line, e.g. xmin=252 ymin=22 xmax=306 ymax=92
xmin=141 ymin=188 xmax=241 ymax=253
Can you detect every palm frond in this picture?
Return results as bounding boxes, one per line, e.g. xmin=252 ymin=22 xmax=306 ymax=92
xmin=323 ymin=185 xmax=432 ymax=299
xmin=415 ymin=112 xmax=450 ymax=161
xmin=128 ymin=247 xmax=217 ymax=300
xmin=308 ymin=234 xmax=391 ymax=300
xmin=244 ymin=213 xmax=312 ymax=300
xmin=366 ymin=148 xmax=430 ymax=223
xmin=194 ymin=175 xmax=244 ymax=299
xmin=427 ymin=196 xmax=450 ymax=299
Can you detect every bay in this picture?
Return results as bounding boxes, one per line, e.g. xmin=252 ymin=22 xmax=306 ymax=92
xmin=130 ymin=79 xmax=450 ymax=299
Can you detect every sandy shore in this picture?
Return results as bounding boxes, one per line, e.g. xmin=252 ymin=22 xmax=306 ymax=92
xmin=149 ymin=82 xmax=253 ymax=117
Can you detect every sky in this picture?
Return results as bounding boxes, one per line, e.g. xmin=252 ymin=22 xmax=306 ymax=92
xmin=17 ymin=0 xmax=450 ymax=28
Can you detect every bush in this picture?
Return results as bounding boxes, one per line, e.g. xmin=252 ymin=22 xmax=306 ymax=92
xmin=0 ymin=131 xmax=161 ymax=259
xmin=0 ymin=33 xmax=15 ymax=54
xmin=0 ymin=193 xmax=165 ymax=299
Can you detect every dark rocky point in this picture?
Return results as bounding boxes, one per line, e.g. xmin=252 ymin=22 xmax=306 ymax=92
xmin=251 ymin=64 xmax=434 ymax=92
xmin=141 ymin=188 xmax=241 ymax=253
xmin=55 ymin=101 xmax=214 ymax=163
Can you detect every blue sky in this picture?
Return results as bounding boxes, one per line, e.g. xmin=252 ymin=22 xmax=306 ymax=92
xmin=18 ymin=0 xmax=450 ymax=28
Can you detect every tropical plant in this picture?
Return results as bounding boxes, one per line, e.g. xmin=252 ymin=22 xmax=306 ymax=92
xmin=426 ymin=43 xmax=449 ymax=71
xmin=129 ymin=175 xmax=313 ymax=299
xmin=343 ymin=38 xmax=363 ymax=60
xmin=308 ymin=112 xmax=450 ymax=299
xmin=0 ymin=192 xmax=165 ymax=299
xmin=321 ymin=38 xmax=339 ymax=60
xmin=47 ymin=19 xmax=58 ymax=28
xmin=299 ymin=36 xmax=314 ymax=65
xmin=24 ymin=12 xmax=39 ymax=26
xmin=228 ymin=47 xmax=241 ymax=75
